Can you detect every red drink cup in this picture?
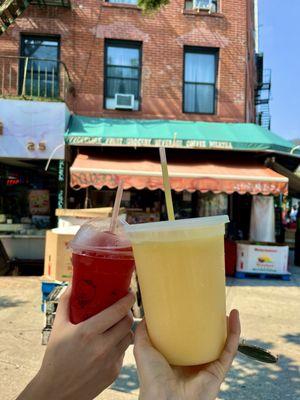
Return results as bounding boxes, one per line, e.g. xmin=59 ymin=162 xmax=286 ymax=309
xmin=69 ymin=220 xmax=135 ymax=324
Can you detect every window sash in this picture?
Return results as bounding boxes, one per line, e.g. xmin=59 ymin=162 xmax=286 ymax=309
xmin=184 ymin=83 xmax=215 ymax=114
xmin=106 ymin=77 xmax=139 ymax=98
xmin=185 ymin=0 xmax=218 ymax=12
xmin=105 ymin=42 xmax=141 ymax=106
xmin=19 ymin=36 xmax=60 ymax=97
xmin=107 ymin=65 xmax=139 ymax=79
xmin=184 ymin=48 xmax=217 ymax=114
xmin=107 ymin=46 xmax=139 ymax=67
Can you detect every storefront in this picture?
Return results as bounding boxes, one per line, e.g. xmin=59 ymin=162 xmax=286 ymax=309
xmin=0 ymin=159 xmax=60 ymax=272
xmin=67 ymin=150 xmax=287 ymax=231
xmin=0 ymin=98 xmax=69 ymax=271
xmin=63 ymin=116 xmax=300 ymax=240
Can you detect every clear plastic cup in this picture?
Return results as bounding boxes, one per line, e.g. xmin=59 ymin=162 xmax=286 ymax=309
xmin=69 ymin=218 xmax=135 ymax=324
xmin=125 ymin=215 xmax=229 ymax=366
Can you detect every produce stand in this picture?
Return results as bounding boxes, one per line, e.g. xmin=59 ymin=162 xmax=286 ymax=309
xmin=0 ymin=224 xmax=45 ymax=275
xmin=0 ymin=234 xmax=45 ymax=259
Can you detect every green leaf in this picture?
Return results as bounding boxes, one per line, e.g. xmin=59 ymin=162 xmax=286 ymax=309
xmin=138 ymin=0 xmax=169 ymax=12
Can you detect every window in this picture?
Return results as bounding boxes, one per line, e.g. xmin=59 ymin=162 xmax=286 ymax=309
xmin=107 ymin=0 xmax=137 ymax=4
xmin=183 ymin=47 xmax=218 ymax=114
xmin=184 ymin=0 xmax=217 ymax=12
xmin=105 ymin=41 xmax=141 ymax=110
xmin=20 ymin=36 xmax=60 ymax=97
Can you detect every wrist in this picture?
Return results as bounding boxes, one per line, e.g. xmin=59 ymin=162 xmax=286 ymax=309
xmin=139 ymin=385 xmax=181 ymax=400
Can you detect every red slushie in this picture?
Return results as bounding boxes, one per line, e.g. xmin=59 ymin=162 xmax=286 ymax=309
xmin=69 ymin=223 xmax=135 ymax=324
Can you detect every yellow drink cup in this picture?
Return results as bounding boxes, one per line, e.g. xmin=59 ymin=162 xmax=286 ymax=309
xmin=125 ymin=215 xmax=229 ymax=366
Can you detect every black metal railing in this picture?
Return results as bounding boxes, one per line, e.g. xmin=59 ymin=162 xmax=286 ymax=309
xmin=256 ymin=68 xmax=272 ymax=130
xmin=31 ymin=0 xmax=70 ymax=7
xmin=0 ymin=55 xmax=73 ymax=101
xmin=0 ymin=0 xmax=31 ymax=34
xmin=0 ymin=0 xmax=70 ymax=35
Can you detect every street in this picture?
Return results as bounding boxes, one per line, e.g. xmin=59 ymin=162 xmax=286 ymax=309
xmin=0 ymin=262 xmax=299 ymax=400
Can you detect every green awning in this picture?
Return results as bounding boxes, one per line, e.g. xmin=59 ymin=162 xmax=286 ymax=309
xmin=65 ymin=116 xmax=299 ymax=156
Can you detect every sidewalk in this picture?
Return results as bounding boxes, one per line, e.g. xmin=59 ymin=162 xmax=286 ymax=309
xmin=0 ymin=263 xmax=299 ymax=400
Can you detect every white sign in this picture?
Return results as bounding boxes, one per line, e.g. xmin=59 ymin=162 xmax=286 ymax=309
xmin=67 ymin=135 xmax=234 ymax=150
xmin=0 ymin=99 xmax=70 ymax=160
xmin=236 ymin=242 xmax=289 ymax=275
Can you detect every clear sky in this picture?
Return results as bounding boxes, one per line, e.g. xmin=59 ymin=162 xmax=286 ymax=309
xmin=259 ymin=0 xmax=300 ymax=140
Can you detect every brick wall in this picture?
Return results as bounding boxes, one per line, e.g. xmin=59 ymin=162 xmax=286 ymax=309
xmin=0 ymin=0 xmax=256 ymax=123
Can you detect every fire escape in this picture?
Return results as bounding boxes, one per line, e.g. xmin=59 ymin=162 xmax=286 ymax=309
xmin=0 ymin=0 xmax=70 ymax=35
xmin=255 ymin=53 xmax=272 ymax=130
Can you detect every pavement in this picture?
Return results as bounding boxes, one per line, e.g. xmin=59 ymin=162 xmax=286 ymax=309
xmin=0 ymin=258 xmax=299 ymax=400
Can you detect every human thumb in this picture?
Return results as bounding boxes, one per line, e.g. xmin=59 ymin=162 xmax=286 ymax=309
xmin=134 ymin=319 xmax=152 ymax=348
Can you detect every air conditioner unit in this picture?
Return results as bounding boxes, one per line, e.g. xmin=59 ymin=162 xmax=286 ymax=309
xmin=114 ymin=93 xmax=135 ymax=110
xmin=193 ymin=0 xmax=213 ymax=11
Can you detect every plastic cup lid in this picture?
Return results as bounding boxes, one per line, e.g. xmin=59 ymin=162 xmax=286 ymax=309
xmin=124 ymin=215 xmax=229 ymax=234
xmin=69 ymin=218 xmax=132 ymax=256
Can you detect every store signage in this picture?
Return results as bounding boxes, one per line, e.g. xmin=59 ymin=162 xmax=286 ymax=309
xmin=29 ymin=190 xmax=50 ymax=215
xmin=4 ymin=174 xmax=28 ymax=185
xmin=66 ymin=136 xmax=234 ymax=150
xmin=26 ymin=141 xmax=47 ymax=151
xmin=7 ymin=178 xmax=20 ymax=185
xmin=27 ymin=142 xmax=35 ymax=151
xmin=39 ymin=142 xmax=46 ymax=151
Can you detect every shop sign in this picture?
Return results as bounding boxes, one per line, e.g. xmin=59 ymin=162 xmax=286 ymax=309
xmin=7 ymin=178 xmax=20 ymax=185
xmin=67 ymin=136 xmax=233 ymax=150
xmin=3 ymin=174 xmax=28 ymax=186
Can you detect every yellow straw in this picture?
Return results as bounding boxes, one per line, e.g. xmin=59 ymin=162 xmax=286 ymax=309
xmin=159 ymin=147 xmax=175 ymax=221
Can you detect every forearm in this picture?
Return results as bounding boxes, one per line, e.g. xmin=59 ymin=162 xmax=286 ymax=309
xmin=16 ymin=369 xmax=68 ymax=400
xmin=16 ymin=372 xmax=47 ymax=400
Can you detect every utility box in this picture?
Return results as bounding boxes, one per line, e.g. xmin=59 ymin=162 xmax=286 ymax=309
xmin=236 ymin=241 xmax=289 ymax=275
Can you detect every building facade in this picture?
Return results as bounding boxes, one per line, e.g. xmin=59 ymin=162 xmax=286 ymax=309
xmin=0 ymin=0 xmax=257 ymax=122
xmin=4 ymin=0 xmax=294 ymax=243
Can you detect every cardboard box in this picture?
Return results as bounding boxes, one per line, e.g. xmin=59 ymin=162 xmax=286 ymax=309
xmin=44 ymin=229 xmax=76 ymax=281
xmin=236 ymin=241 xmax=289 ymax=275
xmin=55 ymin=208 xmax=126 ymax=228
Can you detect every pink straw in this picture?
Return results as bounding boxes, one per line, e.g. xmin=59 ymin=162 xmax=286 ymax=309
xmin=109 ymin=180 xmax=124 ymax=233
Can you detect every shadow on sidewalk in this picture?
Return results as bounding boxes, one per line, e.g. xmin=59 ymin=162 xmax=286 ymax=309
xmin=111 ymin=364 xmax=139 ymax=394
xmin=0 ymin=296 xmax=28 ymax=309
xmin=219 ymin=339 xmax=300 ymax=400
xmin=282 ymin=333 xmax=300 ymax=347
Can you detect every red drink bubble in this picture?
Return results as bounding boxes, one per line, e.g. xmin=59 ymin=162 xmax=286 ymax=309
xmin=69 ymin=227 xmax=135 ymax=324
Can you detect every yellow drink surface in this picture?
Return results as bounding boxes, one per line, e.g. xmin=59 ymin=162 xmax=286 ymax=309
xmin=132 ymin=228 xmax=227 ymax=366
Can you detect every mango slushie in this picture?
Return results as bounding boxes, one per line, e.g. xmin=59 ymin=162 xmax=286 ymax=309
xmin=125 ymin=215 xmax=229 ymax=366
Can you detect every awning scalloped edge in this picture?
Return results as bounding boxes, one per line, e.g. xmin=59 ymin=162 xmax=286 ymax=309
xmin=70 ymin=172 xmax=288 ymax=196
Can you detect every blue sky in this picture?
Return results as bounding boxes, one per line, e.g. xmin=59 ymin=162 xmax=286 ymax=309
xmin=260 ymin=0 xmax=300 ymax=140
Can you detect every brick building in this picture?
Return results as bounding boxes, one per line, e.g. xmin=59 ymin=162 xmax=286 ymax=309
xmin=1 ymin=0 xmax=257 ymax=122
xmin=0 ymin=0 xmax=297 ymax=240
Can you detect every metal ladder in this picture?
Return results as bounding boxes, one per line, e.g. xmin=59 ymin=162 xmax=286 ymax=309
xmin=0 ymin=0 xmax=32 ymax=35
